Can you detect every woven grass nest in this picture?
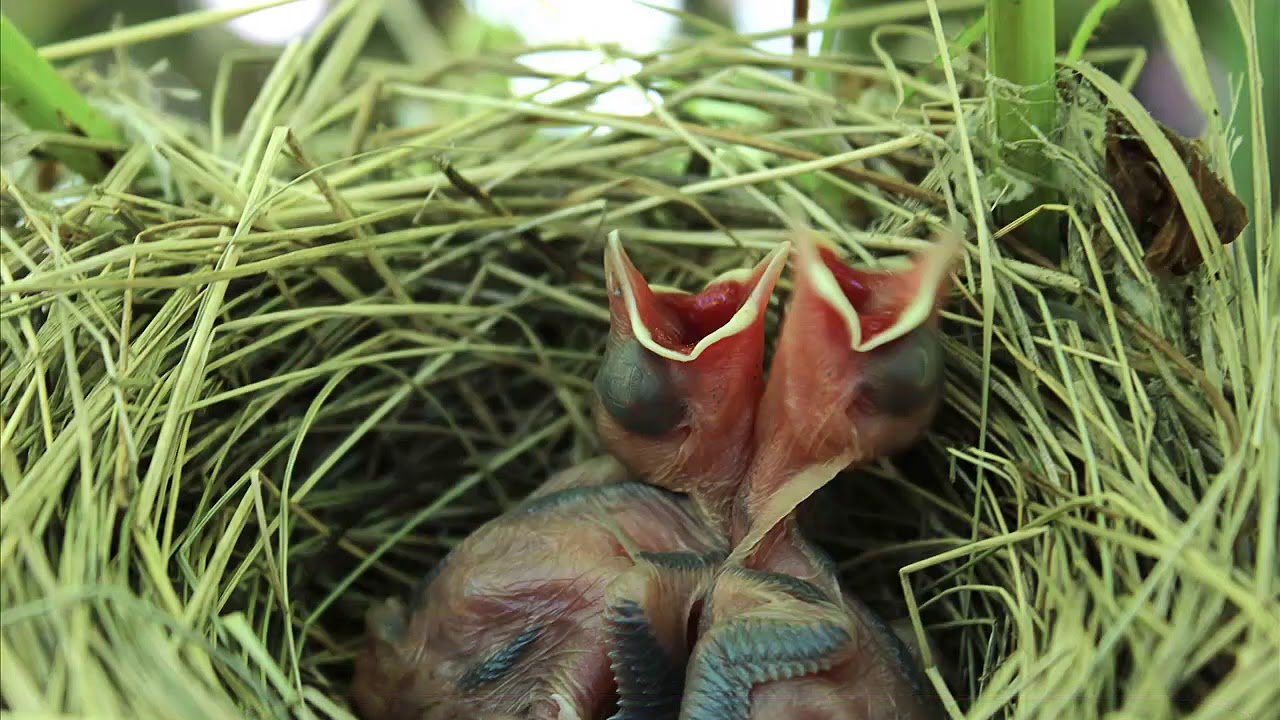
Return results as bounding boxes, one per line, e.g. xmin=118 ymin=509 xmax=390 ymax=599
xmin=2 ymin=2 xmax=1276 ymax=719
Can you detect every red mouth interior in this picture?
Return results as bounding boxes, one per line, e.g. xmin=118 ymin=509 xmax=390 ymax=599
xmin=816 ymin=246 xmax=910 ymax=339
xmin=633 ymin=278 xmax=755 ymax=352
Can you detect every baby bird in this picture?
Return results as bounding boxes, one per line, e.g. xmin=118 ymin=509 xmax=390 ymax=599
xmin=352 ymin=224 xmax=961 ymax=720
xmin=679 ymin=226 xmax=962 ymax=720
xmin=351 ymin=235 xmax=789 ymax=720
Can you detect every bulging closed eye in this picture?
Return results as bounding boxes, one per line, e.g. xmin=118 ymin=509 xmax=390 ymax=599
xmin=593 ymin=337 xmax=687 ymax=437
xmin=860 ymin=325 xmax=944 ymax=417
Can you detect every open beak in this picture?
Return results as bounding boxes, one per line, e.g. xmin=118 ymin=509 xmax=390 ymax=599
xmin=595 ymin=231 xmax=790 ymax=524
xmin=730 ymin=226 xmax=963 ymax=560
xmin=788 ymin=225 xmax=961 ymax=353
xmin=602 ymin=231 xmax=789 ymax=363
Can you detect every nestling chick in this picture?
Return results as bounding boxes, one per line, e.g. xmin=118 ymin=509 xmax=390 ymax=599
xmin=352 ymin=237 xmax=789 ymax=720
xmin=679 ymin=226 xmax=961 ymax=720
xmin=353 ymin=225 xmax=962 ymax=720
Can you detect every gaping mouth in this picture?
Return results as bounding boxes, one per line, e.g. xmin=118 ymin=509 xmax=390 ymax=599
xmin=604 ymin=231 xmax=790 ymax=362
xmin=794 ymin=226 xmax=962 ymax=351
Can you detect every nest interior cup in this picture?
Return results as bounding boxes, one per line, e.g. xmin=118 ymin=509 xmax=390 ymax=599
xmin=0 ymin=3 xmax=1274 ymax=720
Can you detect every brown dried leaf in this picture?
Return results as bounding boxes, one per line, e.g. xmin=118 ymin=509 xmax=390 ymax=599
xmin=1104 ymin=113 xmax=1247 ymax=275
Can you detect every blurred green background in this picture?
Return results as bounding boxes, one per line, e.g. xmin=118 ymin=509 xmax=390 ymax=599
xmin=4 ymin=0 xmax=1276 ymax=211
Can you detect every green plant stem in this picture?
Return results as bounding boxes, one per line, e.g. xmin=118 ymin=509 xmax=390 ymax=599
xmin=902 ymin=13 xmax=988 ymax=103
xmin=1067 ymin=0 xmax=1124 ymax=61
xmin=1 ymin=13 xmax=121 ymax=180
xmin=987 ymin=0 xmax=1059 ymax=259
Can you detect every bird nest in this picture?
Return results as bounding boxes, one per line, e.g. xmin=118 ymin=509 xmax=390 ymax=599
xmin=2 ymin=3 xmax=1274 ymax=719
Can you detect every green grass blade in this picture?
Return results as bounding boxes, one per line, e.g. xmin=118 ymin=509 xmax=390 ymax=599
xmin=1066 ymin=0 xmax=1124 ymax=61
xmin=0 ymin=13 xmax=121 ymax=180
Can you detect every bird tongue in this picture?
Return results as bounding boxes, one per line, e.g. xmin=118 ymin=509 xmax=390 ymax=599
xmin=603 ymin=231 xmax=789 ymax=361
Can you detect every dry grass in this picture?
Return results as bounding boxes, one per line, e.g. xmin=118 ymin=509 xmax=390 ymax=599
xmin=1 ymin=1 xmax=1275 ymax=719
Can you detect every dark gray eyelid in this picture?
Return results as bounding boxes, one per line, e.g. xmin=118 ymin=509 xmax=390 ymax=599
xmin=593 ymin=338 xmax=686 ymax=436
xmin=862 ymin=326 xmax=944 ymax=416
